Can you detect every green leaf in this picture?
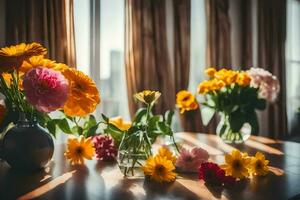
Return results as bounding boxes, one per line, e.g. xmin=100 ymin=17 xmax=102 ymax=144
xmin=164 ymin=110 xmax=174 ymax=126
xmin=255 ymin=99 xmax=266 ymax=110
xmin=72 ymin=126 xmax=83 ymax=135
xmin=46 ymin=120 xmax=56 ymax=137
xmin=200 ymin=105 xmax=215 ymax=126
xmin=134 ymin=108 xmax=147 ymax=123
xmin=157 ymin=122 xmax=172 ymax=136
xmin=148 ymin=115 xmax=162 ymax=131
xmin=101 ymin=113 xmax=109 ymax=122
xmin=246 ymin=111 xmax=259 ymax=134
xmin=228 ymin=111 xmax=245 ymax=133
xmin=86 ymin=123 xmax=100 ymax=137
xmin=105 ymin=123 xmax=124 ymax=144
xmin=57 ymin=119 xmax=73 ymax=134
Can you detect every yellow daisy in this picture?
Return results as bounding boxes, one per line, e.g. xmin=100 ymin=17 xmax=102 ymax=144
xmin=109 ymin=116 xmax=131 ymax=131
xmin=64 ymin=136 xmax=95 ymax=165
xmin=0 ymin=43 xmax=47 ymax=72
xmin=249 ymin=152 xmax=269 ymax=176
xmin=63 ymin=68 xmax=100 ymax=117
xmin=142 ymin=155 xmax=177 ymax=182
xmin=221 ymin=149 xmax=251 ymax=179
xmin=157 ymin=146 xmax=177 ymax=163
xmin=176 ymin=90 xmax=198 ymax=114
xmin=134 ymin=90 xmax=161 ymax=105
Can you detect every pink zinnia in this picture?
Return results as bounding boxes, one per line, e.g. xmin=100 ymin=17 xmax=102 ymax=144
xmin=176 ymin=147 xmax=209 ymax=172
xmin=23 ymin=67 xmax=69 ymax=113
xmin=93 ymin=135 xmax=117 ymax=161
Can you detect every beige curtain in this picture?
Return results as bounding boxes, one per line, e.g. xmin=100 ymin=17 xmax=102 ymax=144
xmin=5 ymin=0 xmax=76 ymax=67
xmin=204 ymin=0 xmax=231 ymax=133
xmin=125 ymin=0 xmax=175 ymax=117
xmin=257 ymin=0 xmax=287 ymax=139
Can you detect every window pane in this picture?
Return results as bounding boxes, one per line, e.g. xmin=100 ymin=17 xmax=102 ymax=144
xmin=99 ymin=0 xmax=129 ymax=120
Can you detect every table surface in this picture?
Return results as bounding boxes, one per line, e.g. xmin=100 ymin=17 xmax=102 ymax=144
xmin=0 ymin=132 xmax=300 ymax=200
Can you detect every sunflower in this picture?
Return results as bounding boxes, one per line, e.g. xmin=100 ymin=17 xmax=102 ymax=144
xmin=249 ymin=152 xmax=269 ymax=176
xmin=142 ymin=155 xmax=177 ymax=182
xmin=221 ymin=149 xmax=251 ymax=179
xmin=63 ymin=68 xmax=100 ymax=117
xmin=64 ymin=136 xmax=95 ymax=165
xmin=176 ymin=90 xmax=198 ymax=113
xmin=134 ymin=90 xmax=161 ymax=105
xmin=0 ymin=43 xmax=47 ymax=72
xmin=157 ymin=146 xmax=177 ymax=163
xmin=109 ymin=116 xmax=131 ymax=131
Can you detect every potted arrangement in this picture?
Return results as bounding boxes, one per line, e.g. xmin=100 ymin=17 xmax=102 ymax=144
xmin=176 ymin=67 xmax=280 ymax=143
xmin=0 ymin=43 xmax=100 ymax=171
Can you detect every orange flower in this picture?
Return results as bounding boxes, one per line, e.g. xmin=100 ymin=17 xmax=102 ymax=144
xmin=0 ymin=43 xmax=47 ymax=72
xmin=63 ymin=68 xmax=100 ymax=117
xmin=236 ymin=72 xmax=251 ymax=87
xmin=176 ymin=90 xmax=198 ymax=113
xmin=1 ymin=73 xmax=12 ymax=86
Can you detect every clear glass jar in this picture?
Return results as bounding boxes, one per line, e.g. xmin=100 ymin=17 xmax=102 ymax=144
xmin=216 ymin=113 xmax=251 ymax=144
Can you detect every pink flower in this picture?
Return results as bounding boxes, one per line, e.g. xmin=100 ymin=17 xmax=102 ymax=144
xmin=23 ymin=67 xmax=69 ymax=112
xmin=247 ymin=68 xmax=280 ymax=102
xmin=93 ymin=135 xmax=117 ymax=161
xmin=176 ymin=147 xmax=209 ymax=172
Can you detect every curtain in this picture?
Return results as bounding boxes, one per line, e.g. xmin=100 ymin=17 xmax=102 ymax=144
xmin=173 ymin=0 xmax=203 ymax=132
xmin=125 ymin=0 xmax=174 ymax=117
xmin=5 ymin=0 xmax=76 ymax=67
xmin=204 ymin=0 xmax=231 ymax=133
xmin=257 ymin=0 xmax=287 ymax=139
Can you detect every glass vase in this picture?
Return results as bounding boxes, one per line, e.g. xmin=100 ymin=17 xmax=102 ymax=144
xmin=216 ymin=113 xmax=252 ymax=144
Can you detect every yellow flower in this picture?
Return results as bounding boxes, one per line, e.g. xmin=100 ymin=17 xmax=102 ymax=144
xmin=176 ymin=90 xmax=198 ymax=114
xmin=64 ymin=136 xmax=95 ymax=165
xmin=221 ymin=149 xmax=251 ymax=179
xmin=63 ymin=68 xmax=100 ymax=117
xmin=0 ymin=104 xmax=6 ymax=126
xmin=197 ymin=80 xmax=211 ymax=94
xmin=0 ymin=43 xmax=47 ymax=72
xmin=134 ymin=90 xmax=161 ymax=105
xmin=236 ymin=72 xmax=251 ymax=87
xmin=205 ymin=67 xmax=217 ymax=78
xmin=142 ymin=155 xmax=177 ymax=182
xmin=214 ymin=69 xmax=238 ymax=85
xmin=109 ymin=116 xmax=131 ymax=131
xmin=157 ymin=146 xmax=177 ymax=163
xmin=249 ymin=152 xmax=269 ymax=176
xmin=19 ymin=56 xmax=65 ymax=74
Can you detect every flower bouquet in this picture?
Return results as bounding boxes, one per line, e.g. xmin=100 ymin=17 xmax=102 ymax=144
xmin=0 ymin=43 xmax=100 ymax=170
xmin=177 ymin=67 xmax=280 ymax=143
xmin=102 ymin=90 xmax=179 ymax=177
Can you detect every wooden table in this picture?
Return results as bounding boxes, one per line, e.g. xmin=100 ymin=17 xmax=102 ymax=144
xmin=0 ymin=132 xmax=300 ymax=200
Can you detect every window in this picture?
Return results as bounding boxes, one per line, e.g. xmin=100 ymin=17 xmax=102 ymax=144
xmin=286 ymin=0 xmax=300 ymax=135
xmin=74 ymin=0 xmax=129 ymax=121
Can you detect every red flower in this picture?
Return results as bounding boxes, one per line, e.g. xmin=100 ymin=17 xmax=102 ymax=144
xmin=199 ymin=162 xmax=235 ymax=186
xmin=93 ymin=135 xmax=117 ymax=161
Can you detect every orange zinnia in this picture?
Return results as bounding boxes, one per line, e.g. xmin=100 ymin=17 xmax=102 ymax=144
xmin=63 ymin=68 xmax=100 ymax=117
